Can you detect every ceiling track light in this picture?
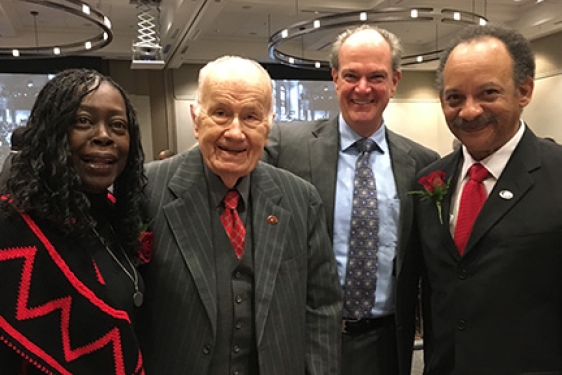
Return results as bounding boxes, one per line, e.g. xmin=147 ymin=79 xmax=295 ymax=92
xmin=268 ymin=7 xmax=488 ymax=70
xmin=0 ymin=0 xmax=113 ymax=59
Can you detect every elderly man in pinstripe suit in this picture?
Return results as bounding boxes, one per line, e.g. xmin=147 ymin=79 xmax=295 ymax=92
xmin=136 ymin=55 xmax=342 ymax=375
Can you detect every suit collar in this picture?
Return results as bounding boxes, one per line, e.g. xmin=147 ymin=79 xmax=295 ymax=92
xmin=338 ymin=117 xmax=388 ymax=154
xmin=436 ymin=128 xmax=541 ymax=259
xmin=441 ymin=150 xmax=463 ymax=231
xmin=167 ymin=148 xmax=206 ymax=198
xmin=386 ymin=129 xmax=419 ymax=275
xmin=162 ymin=149 xmax=219 ymax=334
xmin=464 ymin=127 xmax=539 ymax=254
xmin=247 ymin=163 xmax=291 ymax=343
xmin=309 ymin=118 xmax=339 ymax=237
xmin=311 ymin=116 xmax=339 ymax=140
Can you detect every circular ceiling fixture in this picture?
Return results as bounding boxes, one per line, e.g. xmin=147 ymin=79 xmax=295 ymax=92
xmin=268 ymin=7 xmax=488 ymax=70
xmin=0 ymin=0 xmax=113 ymax=59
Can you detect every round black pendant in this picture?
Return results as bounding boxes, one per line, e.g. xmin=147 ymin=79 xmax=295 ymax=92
xmin=133 ymin=291 xmax=144 ymax=307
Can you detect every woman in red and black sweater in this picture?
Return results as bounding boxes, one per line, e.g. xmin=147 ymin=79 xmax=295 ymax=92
xmin=0 ymin=69 xmax=148 ymax=375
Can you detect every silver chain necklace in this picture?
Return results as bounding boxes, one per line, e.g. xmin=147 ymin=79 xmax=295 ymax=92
xmin=91 ymin=226 xmax=143 ymax=307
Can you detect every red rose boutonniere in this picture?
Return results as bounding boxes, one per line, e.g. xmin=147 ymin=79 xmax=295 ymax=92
xmin=410 ymin=171 xmax=450 ymax=224
xmin=137 ymin=221 xmax=153 ymax=265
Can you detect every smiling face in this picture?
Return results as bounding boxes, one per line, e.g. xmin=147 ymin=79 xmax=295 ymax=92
xmin=440 ymin=37 xmax=533 ymax=160
xmin=69 ymin=81 xmax=130 ymax=193
xmin=332 ymin=29 xmax=401 ymax=137
xmin=191 ymin=59 xmax=273 ymax=188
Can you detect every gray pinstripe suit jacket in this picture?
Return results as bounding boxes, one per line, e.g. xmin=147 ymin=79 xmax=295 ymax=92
xmin=262 ymin=117 xmax=440 ymax=375
xmin=136 ymin=147 xmax=342 ymax=375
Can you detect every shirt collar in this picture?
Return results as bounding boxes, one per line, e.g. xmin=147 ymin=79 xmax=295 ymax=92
xmin=204 ymin=164 xmax=250 ymax=211
xmin=460 ymin=120 xmax=526 ymax=181
xmin=338 ymin=113 xmax=388 ymax=154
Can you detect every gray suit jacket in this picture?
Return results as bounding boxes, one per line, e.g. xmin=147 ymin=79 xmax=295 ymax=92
xmin=263 ymin=117 xmax=439 ymax=375
xmin=137 ymin=147 xmax=342 ymax=375
xmin=416 ymin=127 xmax=562 ymax=375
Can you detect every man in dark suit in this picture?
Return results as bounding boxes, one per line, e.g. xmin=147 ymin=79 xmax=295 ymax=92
xmin=415 ymin=25 xmax=562 ymax=374
xmin=137 ymin=56 xmax=342 ymax=375
xmin=263 ymin=25 xmax=439 ymax=375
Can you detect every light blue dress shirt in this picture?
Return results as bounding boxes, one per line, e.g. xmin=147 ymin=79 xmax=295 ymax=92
xmin=334 ymin=115 xmax=400 ymax=318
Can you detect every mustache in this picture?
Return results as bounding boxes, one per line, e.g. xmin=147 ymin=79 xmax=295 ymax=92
xmin=450 ymin=113 xmax=497 ymax=129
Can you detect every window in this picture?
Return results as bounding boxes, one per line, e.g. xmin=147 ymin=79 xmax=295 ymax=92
xmin=272 ymin=79 xmax=338 ymax=122
xmin=0 ymin=73 xmax=52 ymax=164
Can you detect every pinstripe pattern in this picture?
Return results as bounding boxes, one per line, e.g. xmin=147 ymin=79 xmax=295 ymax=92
xmin=262 ymin=118 xmax=440 ymax=375
xmin=136 ymin=147 xmax=342 ymax=375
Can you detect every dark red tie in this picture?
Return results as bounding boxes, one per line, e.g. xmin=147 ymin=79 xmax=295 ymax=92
xmin=454 ymin=163 xmax=490 ymax=255
xmin=221 ymin=190 xmax=246 ymax=259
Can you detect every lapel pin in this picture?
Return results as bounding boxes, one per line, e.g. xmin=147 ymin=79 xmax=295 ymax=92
xmin=267 ymin=215 xmax=278 ymax=225
xmin=499 ymin=190 xmax=514 ymax=200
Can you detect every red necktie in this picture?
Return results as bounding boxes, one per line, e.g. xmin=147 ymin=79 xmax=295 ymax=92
xmin=221 ymin=190 xmax=246 ymax=259
xmin=454 ymin=163 xmax=490 ymax=255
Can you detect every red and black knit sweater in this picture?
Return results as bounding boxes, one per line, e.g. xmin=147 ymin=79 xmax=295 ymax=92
xmin=0 ymin=199 xmax=145 ymax=375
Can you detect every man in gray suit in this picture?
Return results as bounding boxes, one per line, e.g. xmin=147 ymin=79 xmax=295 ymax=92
xmin=263 ymin=25 xmax=439 ymax=375
xmin=137 ymin=56 xmax=342 ymax=375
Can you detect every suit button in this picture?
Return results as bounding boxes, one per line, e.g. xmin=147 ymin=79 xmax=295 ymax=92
xmin=458 ymin=268 xmax=468 ymax=280
xmin=233 ymin=345 xmax=240 ymax=353
xmin=203 ymin=344 xmax=212 ymax=355
xmin=235 ymin=295 xmax=243 ymax=303
xmin=457 ymin=320 xmax=467 ymax=331
xmin=234 ymin=271 xmax=242 ymax=278
xmin=235 ymin=321 xmax=243 ymax=329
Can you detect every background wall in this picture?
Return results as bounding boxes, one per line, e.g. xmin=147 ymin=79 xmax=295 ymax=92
xmin=522 ymin=32 xmax=562 ymax=142
xmin=108 ymin=62 xmax=179 ymax=162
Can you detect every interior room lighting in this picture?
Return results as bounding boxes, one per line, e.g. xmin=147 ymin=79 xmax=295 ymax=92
xmin=0 ymin=0 xmax=113 ymax=59
xmin=268 ymin=7 xmax=488 ymax=70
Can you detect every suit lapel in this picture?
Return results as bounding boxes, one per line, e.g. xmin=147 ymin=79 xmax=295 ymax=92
xmin=249 ymin=164 xmax=291 ymax=345
xmin=441 ymin=152 xmax=463 ymax=259
xmin=386 ymin=130 xmax=416 ymax=276
xmin=309 ymin=118 xmax=339 ymax=237
xmin=464 ymin=128 xmax=540 ymax=254
xmin=416 ymin=151 xmax=463 ymax=260
xmin=162 ymin=149 xmax=218 ymax=335
xmin=441 ymin=153 xmax=461 ymax=229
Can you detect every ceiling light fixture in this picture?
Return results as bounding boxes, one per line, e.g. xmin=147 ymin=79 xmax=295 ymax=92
xmin=268 ymin=7 xmax=488 ymax=70
xmin=0 ymin=0 xmax=113 ymax=59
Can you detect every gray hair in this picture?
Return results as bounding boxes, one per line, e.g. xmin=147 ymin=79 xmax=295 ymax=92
xmin=436 ymin=24 xmax=535 ymax=91
xmin=196 ymin=55 xmax=273 ymax=107
xmin=329 ymin=25 xmax=403 ymax=72
xmin=198 ymin=55 xmax=271 ymax=90
xmin=194 ymin=55 xmax=274 ymax=126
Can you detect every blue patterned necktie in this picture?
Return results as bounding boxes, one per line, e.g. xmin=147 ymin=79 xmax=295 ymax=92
xmin=343 ymin=138 xmax=379 ymax=319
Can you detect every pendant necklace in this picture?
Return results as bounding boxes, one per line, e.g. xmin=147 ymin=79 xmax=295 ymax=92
xmin=91 ymin=226 xmax=144 ymax=307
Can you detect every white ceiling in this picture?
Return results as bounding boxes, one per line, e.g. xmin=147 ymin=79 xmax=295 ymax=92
xmin=1 ymin=0 xmax=562 ymax=70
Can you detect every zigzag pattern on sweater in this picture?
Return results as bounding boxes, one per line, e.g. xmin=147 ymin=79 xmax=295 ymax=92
xmin=0 ymin=209 xmax=144 ymax=375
